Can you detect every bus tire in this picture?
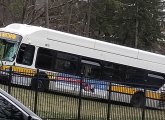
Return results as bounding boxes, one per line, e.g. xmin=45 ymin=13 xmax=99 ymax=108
xmin=31 ymin=72 xmax=49 ymax=91
xmin=130 ymin=91 xmax=146 ymax=108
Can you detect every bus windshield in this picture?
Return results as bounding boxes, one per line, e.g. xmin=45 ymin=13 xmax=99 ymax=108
xmin=0 ymin=38 xmax=19 ymax=62
xmin=0 ymin=32 xmax=22 ymax=62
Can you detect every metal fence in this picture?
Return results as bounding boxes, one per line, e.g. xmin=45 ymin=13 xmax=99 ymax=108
xmin=0 ymin=67 xmax=164 ymax=120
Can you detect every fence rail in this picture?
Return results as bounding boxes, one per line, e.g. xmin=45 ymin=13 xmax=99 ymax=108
xmin=0 ymin=67 xmax=164 ymax=120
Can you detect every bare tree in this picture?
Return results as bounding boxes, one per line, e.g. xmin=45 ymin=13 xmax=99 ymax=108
xmin=0 ymin=0 xmax=89 ymax=36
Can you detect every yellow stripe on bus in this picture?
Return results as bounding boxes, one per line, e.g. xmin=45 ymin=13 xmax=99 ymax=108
xmin=111 ymin=85 xmax=161 ymax=100
xmin=0 ymin=65 xmax=36 ymax=76
xmin=111 ymin=85 xmax=136 ymax=94
xmin=0 ymin=65 xmax=57 ymax=79
xmin=146 ymin=91 xmax=161 ymax=100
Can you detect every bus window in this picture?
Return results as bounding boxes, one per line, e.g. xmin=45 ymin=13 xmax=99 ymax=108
xmin=16 ymin=44 xmax=35 ymax=66
xmin=103 ymin=62 xmax=127 ymax=82
xmin=81 ymin=60 xmax=101 ymax=78
xmin=35 ymin=48 xmax=54 ymax=70
xmin=147 ymin=73 xmax=165 ymax=90
xmin=55 ymin=52 xmax=78 ymax=74
xmin=125 ymin=67 xmax=146 ymax=84
xmin=102 ymin=62 xmax=114 ymax=80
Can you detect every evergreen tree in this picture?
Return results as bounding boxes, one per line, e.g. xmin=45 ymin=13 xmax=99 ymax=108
xmin=91 ymin=0 xmax=164 ymax=51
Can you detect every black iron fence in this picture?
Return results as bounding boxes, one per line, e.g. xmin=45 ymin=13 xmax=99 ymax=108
xmin=0 ymin=67 xmax=164 ymax=120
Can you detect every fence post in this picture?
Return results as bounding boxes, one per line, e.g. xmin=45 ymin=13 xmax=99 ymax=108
xmin=78 ymin=73 xmax=83 ymax=120
xmin=34 ymin=69 xmax=39 ymax=114
xmin=8 ymin=66 xmax=12 ymax=94
xmin=142 ymin=79 xmax=147 ymax=120
xmin=107 ymin=81 xmax=112 ymax=120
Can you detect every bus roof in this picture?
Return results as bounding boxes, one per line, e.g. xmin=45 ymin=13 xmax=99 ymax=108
xmin=1 ymin=23 xmax=165 ymax=73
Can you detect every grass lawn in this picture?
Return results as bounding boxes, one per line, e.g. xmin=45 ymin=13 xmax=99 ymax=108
xmin=0 ymin=84 xmax=164 ymax=120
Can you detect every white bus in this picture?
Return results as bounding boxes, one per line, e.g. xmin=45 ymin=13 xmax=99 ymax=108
xmin=0 ymin=23 xmax=164 ymax=109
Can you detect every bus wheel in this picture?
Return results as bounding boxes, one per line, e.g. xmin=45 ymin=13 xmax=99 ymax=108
xmin=130 ymin=91 xmax=146 ymax=108
xmin=31 ymin=72 xmax=49 ymax=91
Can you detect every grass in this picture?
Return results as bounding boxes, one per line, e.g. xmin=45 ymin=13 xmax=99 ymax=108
xmin=0 ymin=84 xmax=165 ymax=120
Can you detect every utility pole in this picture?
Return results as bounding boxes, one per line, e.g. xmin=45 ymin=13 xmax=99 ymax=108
xmin=67 ymin=5 xmax=73 ymax=32
xmin=45 ymin=0 xmax=49 ymax=28
xmin=135 ymin=2 xmax=139 ymax=48
xmin=0 ymin=0 xmax=5 ymax=26
xmin=86 ymin=0 xmax=92 ymax=37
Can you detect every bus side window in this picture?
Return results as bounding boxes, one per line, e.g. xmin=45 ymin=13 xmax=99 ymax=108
xmin=16 ymin=44 xmax=35 ymax=66
xmin=81 ymin=60 xmax=101 ymax=78
xmin=102 ymin=62 xmax=114 ymax=80
xmin=103 ymin=62 xmax=126 ymax=82
xmin=55 ymin=52 xmax=78 ymax=74
xmin=147 ymin=73 xmax=165 ymax=90
xmin=35 ymin=48 xmax=54 ymax=70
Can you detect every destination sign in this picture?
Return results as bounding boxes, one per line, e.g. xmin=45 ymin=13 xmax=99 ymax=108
xmin=0 ymin=32 xmax=18 ymax=41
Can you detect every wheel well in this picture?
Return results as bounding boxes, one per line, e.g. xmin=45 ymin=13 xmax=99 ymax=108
xmin=130 ymin=90 xmax=146 ymax=108
xmin=31 ymin=71 xmax=49 ymax=91
xmin=134 ymin=91 xmax=145 ymax=96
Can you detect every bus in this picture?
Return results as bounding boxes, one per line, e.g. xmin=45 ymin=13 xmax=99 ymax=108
xmin=0 ymin=23 xmax=164 ymax=109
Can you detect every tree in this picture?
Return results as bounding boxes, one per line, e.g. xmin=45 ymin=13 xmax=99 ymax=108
xmin=91 ymin=0 xmax=164 ymax=51
xmin=0 ymin=0 xmax=165 ymax=53
xmin=136 ymin=0 xmax=162 ymax=50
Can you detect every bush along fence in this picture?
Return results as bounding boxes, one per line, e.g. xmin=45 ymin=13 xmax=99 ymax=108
xmin=0 ymin=66 xmax=164 ymax=120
